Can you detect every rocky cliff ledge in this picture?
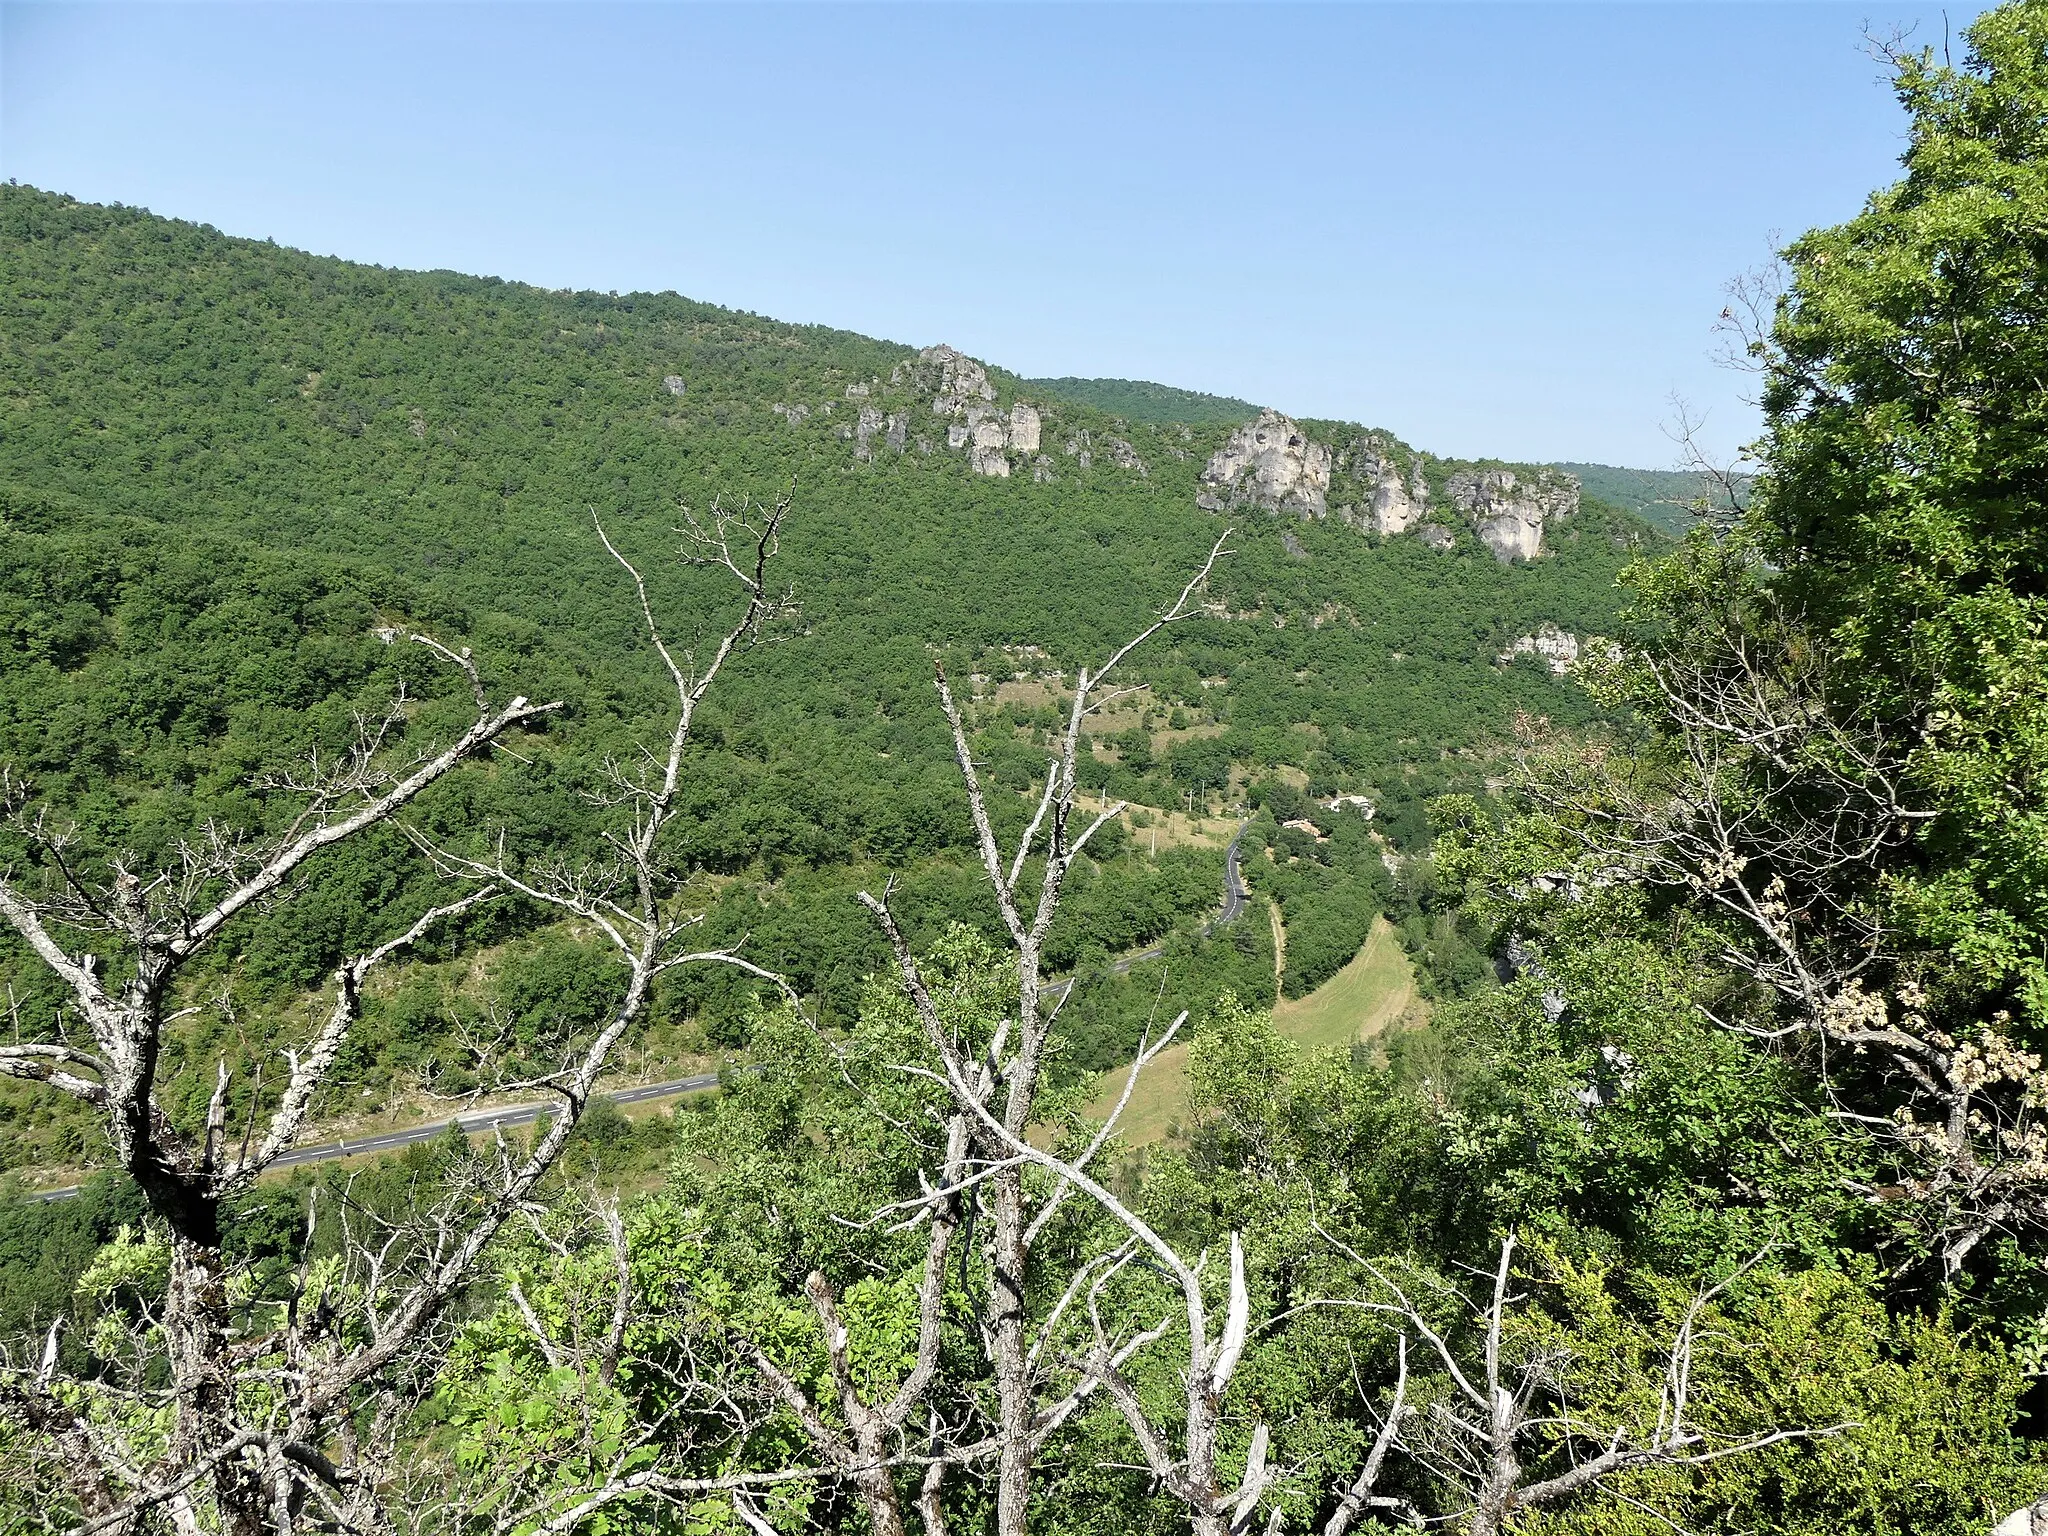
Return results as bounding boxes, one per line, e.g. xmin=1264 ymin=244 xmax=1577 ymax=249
xmin=1333 ymin=431 xmax=1430 ymax=536
xmin=891 ymin=344 xmax=1051 ymax=478
xmin=1446 ymin=466 xmax=1580 ymax=562
xmin=1196 ymin=410 xmax=1332 ymax=516
xmin=1204 ymin=412 xmax=1580 ymax=561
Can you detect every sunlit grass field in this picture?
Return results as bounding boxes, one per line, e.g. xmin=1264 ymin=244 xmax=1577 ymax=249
xmin=1084 ymin=914 xmax=1421 ymax=1146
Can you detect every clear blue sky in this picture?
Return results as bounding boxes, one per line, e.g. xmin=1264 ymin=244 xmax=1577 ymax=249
xmin=1 ymin=2 xmax=1982 ymax=466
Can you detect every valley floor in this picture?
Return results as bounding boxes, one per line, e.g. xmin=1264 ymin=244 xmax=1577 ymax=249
xmin=1083 ymin=913 xmax=1421 ymax=1146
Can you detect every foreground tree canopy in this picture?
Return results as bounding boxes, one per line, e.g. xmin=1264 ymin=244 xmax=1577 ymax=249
xmin=6 ymin=4 xmax=2048 ymax=1532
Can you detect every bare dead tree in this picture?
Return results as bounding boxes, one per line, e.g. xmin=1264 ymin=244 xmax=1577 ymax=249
xmin=875 ymin=994 xmax=1427 ymax=1536
xmin=0 ymin=493 xmax=797 ymax=1534
xmin=849 ymin=533 xmax=1231 ymax=1536
xmin=926 ymin=1072 xmax=1280 ymax=1536
xmin=1318 ymin=1234 xmax=1838 ymax=1536
xmin=0 ymin=633 xmax=556 ymax=1535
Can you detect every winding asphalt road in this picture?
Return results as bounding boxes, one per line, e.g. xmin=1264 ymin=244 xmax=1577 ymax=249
xmin=24 ymin=825 xmax=1252 ymax=1205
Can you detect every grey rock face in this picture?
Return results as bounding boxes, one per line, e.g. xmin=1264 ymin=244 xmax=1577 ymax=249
xmin=905 ymin=344 xmax=1047 ymax=476
xmin=1445 ymin=467 xmax=1580 ymax=562
xmin=1499 ymin=623 xmax=1580 ymax=675
xmin=1371 ymin=475 xmax=1423 ymax=535
xmin=1105 ymin=437 xmax=1147 ymax=476
xmin=1008 ymin=402 xmax=1042 ymax=455
xmin=885 ymin=413 xmax=908 ymax=453
xmin=1331 ymin=432 xmax=1427 ymax=536
xmin=1992 ymin=1499 xmax=2048 ymax=1535
xmin=969 ymin=416 xmax=1011 ymax=477
xmin=771 ymin=402 xmax=810 ymax=426
xmin=1198 ymin=410 xmax=1331 ymax=517
xmin=855 ymin=405 xmax=885 ymax=460
xmin=1031 ymin=455 xmax=1056 ymax=484
xmin=1365 ymin=451 xmax=1428 ymax=536
xmin=662 ymin=375 xmax=687 ymax=397
xmin=1418 ymin=524 xmax=1456 ymax=553
xmin=912 ymin=344 xmax=996 ymax=416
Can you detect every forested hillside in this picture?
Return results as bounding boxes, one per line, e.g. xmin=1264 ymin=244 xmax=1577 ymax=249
xmin=1025 ymin=376 xmax=1262 ymax=424
xmin=1551 ymin=461 xmax=1752 ymax=535
xmin=15 ymin=10 xmax=2048 ymax=1515
xmin=0 ymin=184 xmax=1647 ymax=1169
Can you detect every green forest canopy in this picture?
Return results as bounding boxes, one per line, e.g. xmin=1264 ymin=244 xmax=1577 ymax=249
xmin=10 ymin=6 xmax=2048 ymax=1527
xmin=0 ymin=180 xmax=1660 ymax=1171
xmin=1024 ymin=375 xmax=1264 ymax=424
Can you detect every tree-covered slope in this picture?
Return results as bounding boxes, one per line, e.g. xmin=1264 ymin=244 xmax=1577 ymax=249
xmin=1552 ymin=461 xmax=1750 ymax=534
xmin=1025 ymin=375 xmax=1262 ymax=424
xmin=0 ymin=183 xmax=1655 ymax=1169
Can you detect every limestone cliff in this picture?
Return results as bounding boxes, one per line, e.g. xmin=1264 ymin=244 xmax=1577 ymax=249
xmin=1331 ymin=431 xmax=1430 ymax=536
xmin=894 ymin=344 xmax=1057 ymax=477
xmin=1008 ymin=401 xmax=1041 ymax=455
xmin=969 ymin=414 xmax=1011 ymax=477
xmin=902 ymin=343 xmax=996 ymax=416
xmin=1444 ymin=467 xmax=1580 ymax=562
xmin=1196 ymin=413 xmax=1582 ymax=560
xmin=1498 ymin=623 xmax=1580 ymax=674
xmin=1196 ymin=410 xmax=1331 ymax=517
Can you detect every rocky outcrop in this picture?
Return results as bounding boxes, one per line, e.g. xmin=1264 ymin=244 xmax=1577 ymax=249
xmin=1499 ymin=623 xmax=1580 ymax=675
xmin=903 ymin=344 xmax=996 ymax=416
xmin=1418 ymin=524 xmax=1456 ymax=553
xmin=1352 ymin=440 xmax=1428 ymax=535
xmin=1330 ymin=432 xmax=1432 ymax=536
xmin=1371 ymin=474 xmax=1424 ymax=536
xmin=969 ymin=416 xmax=1011 ymax=477
xmin=662 ymin=375 xmax=687 ymax=397
xmin=854 ymin=405 xmax=885 ymax=460
xmin=901 ymin=344 xmax=1050 ymax=476
xmin=1105 ymin=437 xmax=1147 ymax=476
xmin=1445 ymin=467 xmax=1579 ymax=562
xmin=1198 ymin=410 xmax=1331 ymax=517
xmin=1008 ymin=402 xmax=1041 ymax=455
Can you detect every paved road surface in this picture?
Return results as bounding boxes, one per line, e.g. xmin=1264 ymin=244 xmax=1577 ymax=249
xmin=24 ymin=823 xmax=1252 ymax=1204
xmin=24 ymin=1073 xmax=726 ymax=1203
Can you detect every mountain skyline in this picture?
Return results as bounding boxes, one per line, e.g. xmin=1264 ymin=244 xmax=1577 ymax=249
xmin=0 ymin=1 xmax=1986 ymax=467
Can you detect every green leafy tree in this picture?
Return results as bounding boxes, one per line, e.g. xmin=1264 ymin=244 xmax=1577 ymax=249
xmin=1477 ymin=0 xmax=2048 ymax=1282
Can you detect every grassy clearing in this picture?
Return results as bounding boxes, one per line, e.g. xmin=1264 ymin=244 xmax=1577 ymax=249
xmin=1124 ymin=808 xmax=1239 ymax=852
xmin=1270 ymin=918 xmax=1418 ymax=1052
xmin=1081 ymin=915 xmax=1420 ymax=1146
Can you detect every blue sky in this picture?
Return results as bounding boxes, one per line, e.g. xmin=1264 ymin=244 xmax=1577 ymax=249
xmin=1 ymin=3 xmax=1982 ymax=466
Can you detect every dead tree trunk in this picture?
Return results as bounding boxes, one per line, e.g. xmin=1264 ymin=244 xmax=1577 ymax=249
xmin=0 ymin=495 xmax=793 ymax=1534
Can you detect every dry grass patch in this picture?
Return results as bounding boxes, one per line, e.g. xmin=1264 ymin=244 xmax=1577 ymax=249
xmin=1081 ymin=915 xmax=1421 ymax=1147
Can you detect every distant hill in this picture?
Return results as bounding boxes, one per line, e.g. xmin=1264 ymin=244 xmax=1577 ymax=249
xmin=1027 ymin=376 xmax=1260 ymax=425
xmin=1019 ymin=392 xmax=1745 ymax=534
xmin=0 ymin=185 xmax=1661 ymax=1170
xmin=1553 ymin=463 xmax=1750 ymax=536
